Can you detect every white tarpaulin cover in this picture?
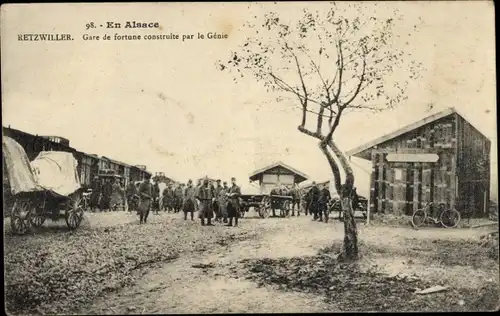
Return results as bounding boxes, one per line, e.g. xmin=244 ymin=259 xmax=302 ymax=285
xmin=30 ymin=151 xmax=81 ymax=196
xmin=2 ymin=136 xmax=42 ymax=195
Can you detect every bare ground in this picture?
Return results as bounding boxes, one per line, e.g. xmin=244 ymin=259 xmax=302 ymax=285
xmin=79 ymin=211 xmax=499 ymax=314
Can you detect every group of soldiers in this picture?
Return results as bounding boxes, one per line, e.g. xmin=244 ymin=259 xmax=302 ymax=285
xmin=88 ymin=176 xmax=127 ymax=212
xmin=267 ymin=182 xmax=332 ymax=221
xmin=88 ymin=174 xmax=360 ymax=226
xmin=302 ymin=181 xmax=360 ymax=222
xmin=125 ymin=174 xmax=242 ymax=227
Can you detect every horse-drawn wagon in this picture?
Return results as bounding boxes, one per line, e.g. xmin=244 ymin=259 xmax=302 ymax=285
xmin=3 ymin=136 xmax=86 ymax=235
xmin=239 ymin=193 xmax=293 ymax=218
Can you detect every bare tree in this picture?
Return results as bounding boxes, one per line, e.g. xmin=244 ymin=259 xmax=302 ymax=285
xmin=219 ymin=2 xmax=422 ymax=261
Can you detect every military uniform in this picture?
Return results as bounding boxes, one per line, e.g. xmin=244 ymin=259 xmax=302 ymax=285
xmin=226 ymin=184 xmax=241 ymax=226
xmin=308 ymin=185 xmax=320 ymax=220
xmin=213 ymin=182 xmax=223 ymax=220
xmin=318 ymin=187 xmax=331 ymax=222
xmin=162 ymin=186 xmax=174 ymax=212
xmin=290 ymin=186 xmax=299 ymax=216
xmin=219 ymin=184 xmax=229 ymax=222
xmin=100 ymin=180 xmax=113 ymax=211
xmin=152 ymin=183 xmax=160 ymax=214
xmin=89 ymin=178 xmax=101 ymax=211
xmin=173 ymin=186 xmax=183 ymax=213
xmin=138 ymin=180 xmax=153 ymax=224
xmin=196 ymin=183 xmax=216 ymax=226
xmin=183 ymin=184 xmax=197 ymax=220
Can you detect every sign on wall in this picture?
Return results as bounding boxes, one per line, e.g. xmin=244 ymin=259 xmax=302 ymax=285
xmin=386 ymin=153 xmax=439 ymax=163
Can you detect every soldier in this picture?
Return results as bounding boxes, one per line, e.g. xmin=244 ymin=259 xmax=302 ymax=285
xmin=152 ymin=181 xmax=160 ymax=215
xmin=100 ymin=178 xmax=113 ymax=212
xmin=195 ymin=179 xmax=203 ymax=213
xmin=226 ymin=177 xmax=241 ymax=227
xmin=213 ymin=179 xmax=223 ymax=222
xmin=196 ymin=177 xmax=216 ymax=226
xmin=317 ymin=183 xmax=331 ymax=222
xmin=162 ymin=184 xmax=173 ymax=212
xmin=126 ymin=178 xmax=139 ymax=213
xmin=290 ymin=184 xmax=300 ymax=216
xmin=270 ymin=185 xmax=279 ymax=217
xmin=138 ymin=174 xmax=153 ymax=224
xmin=219 ymin=181 xmax=229 ymax=223
xmin=183 ymin=179 xmax=196 ymax=221
xmin=309 ymin=181 xmax=321 ymax=220
xmin=89 ymin=176 xmax=101 ymax=212
xmin=110 ymin=177 xmax=124 ymax=211
xmin=173 ymin=183 xmax=183 ymax=213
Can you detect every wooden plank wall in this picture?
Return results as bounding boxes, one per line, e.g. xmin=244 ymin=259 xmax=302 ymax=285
xmin=455 ymin=114 xmax=491 ymax=217
xmin=369 ymin=116 xmax=458 ymax=215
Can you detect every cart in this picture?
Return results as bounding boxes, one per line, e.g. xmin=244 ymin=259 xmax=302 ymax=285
xmin=328 ymin=195 xmax=368 ymax=220
xmin=240 ymin=193 xmax=293 ymax=218
xmin=239 ymin=194 xmax=265 ymax=218
xmin=3 ymin=136 xmax=86 ymax=235
xmin=267 ymin=194 xmax=293 ymax=218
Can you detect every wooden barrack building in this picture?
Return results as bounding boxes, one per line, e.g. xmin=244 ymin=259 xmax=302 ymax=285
xmin=249 ymin=161 xmax=308 ymax=194
xmin=346 ymin=108 xmax=491 ymax=217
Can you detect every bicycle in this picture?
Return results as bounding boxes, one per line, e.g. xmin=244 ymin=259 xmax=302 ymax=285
xmin=411 ymin=201 xmax=461 ymax=229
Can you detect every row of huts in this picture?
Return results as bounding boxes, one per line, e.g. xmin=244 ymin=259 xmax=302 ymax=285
xmin=2 ymin=126 xmax=153 ymax=188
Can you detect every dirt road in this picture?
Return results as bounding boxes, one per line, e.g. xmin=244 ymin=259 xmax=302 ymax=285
xmin=82 ymin=212 xmax=498 ymax=314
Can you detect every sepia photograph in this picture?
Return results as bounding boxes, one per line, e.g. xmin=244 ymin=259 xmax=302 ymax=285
xmin=1 ymin=1 xmax=498 ymax=314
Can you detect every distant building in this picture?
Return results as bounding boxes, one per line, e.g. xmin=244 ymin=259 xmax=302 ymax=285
xmin=346 ymin=107 xmax=491 ymax=218
xmin=249 ymin=161 xmax=308 ymax=194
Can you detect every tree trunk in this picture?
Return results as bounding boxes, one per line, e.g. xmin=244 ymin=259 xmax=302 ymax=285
xmin=340 ymin=197 xmax=358 ymax=261
xmin=320 ymin=140 xmax=359 ymax=262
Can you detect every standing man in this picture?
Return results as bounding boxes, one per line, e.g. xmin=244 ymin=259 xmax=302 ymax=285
xmin=308 ymin=181 xmax=321 ymax=220
xmin=270 ymin=185 xmax=279 ymax=217
xmin=219 ymin=181 xmax=230 ymax=223
xmin=213 ymin=179 xmax=223 ymax=222
xmin=195 ymin=179 xmax=203 ymax=214
xmin=110 ymin=177 xmax=124 ymax=211
xmin=173 ymin=183 xmax=183 ymax=213
xmin=100 ymin=178 xmax=113 ymax=212
xmin=196 ymin=177 xmax=216 ymax=226
xmin=126 ymin=178 xmax=139 ymax=213
xmin=89 ymin=176 xmax=101 ymax=212
xmin=183 ymin=179 xmax=196 ymax=221
xmin=226 ymin=177 xmax=241 ymax=227
xmin=317 ymin=183 xmax=331 ymax=222
xmin=152 ymin=180 xmax=160 ymax=215
xmin=138 ymin=174 xmax=153 ymax=224
xmin=290 ymin=184 xmax=300 ymax=216
xmin=162 ymin=183 xmax=172 ymax=212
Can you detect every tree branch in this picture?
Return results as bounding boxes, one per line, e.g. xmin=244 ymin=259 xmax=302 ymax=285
xmin=341 ymin=55 xmax=367 ymax=107
xmin=332 ymin=40 xmax=344 ymax=104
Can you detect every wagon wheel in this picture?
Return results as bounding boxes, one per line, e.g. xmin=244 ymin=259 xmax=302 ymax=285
xmin=30 ymin=210 xmax=46 ymax=228
xmin=65 ymin=194 xmax=85 ymax=230
xmin=258 ymin=197 xmax=271 ymax=219
xmin=11 ymin=199 xmax=35 ymax=235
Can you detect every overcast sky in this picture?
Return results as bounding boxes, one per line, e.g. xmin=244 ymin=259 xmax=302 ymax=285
xmin=1 ymin=2 xmax=496 ymax=196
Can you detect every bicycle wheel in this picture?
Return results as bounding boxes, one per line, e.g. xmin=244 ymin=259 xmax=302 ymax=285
xmin=411 ymin=209 xmax=427 ymax=228
xmin=440 ymin=208 xmax=461 ymax=228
